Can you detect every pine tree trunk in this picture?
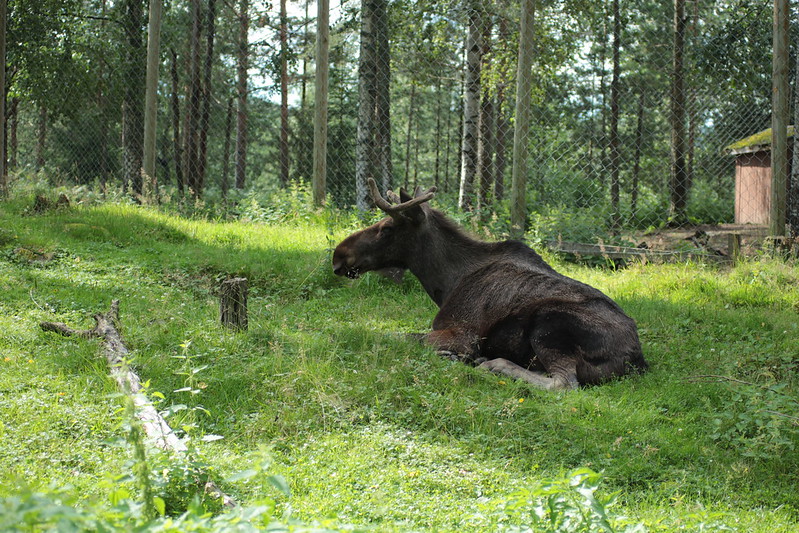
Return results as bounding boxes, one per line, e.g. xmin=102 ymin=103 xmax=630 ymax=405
xmin=197 ymin=0 xmax=217 ymax=197
xmin=403 ymin=82 xmax=416 ymax=190
xmin=121 ymin=0 xmax=145 ymax=198
xmin=355 ymin=0 xmax=377 ymax=209
xmin=476 ymin=14 xmax=494 ymax=212
xmin=608 ymin=0 xmax=622 ymax=230
xmin=356 ymin=0 xmax=390 ymax=208
xmin=374 ymin=0 xmax=392 ymax=193
xmin=235 ymin=0 xmax=249 ymax=190
xmin=185 ymin=0 xmax=203 ymax=196
xmin=458 ymin=3 xmax=482 ymax=211
xmin=669 ymin=0 xmax=689 ymax=225
xmin=170 ymin=48 xmax=185 ymax=194
xmin=222 ymin=97 xmax=233 ymax=201
xmin=36 ymin=105 xmax=47 ymax=170
xmin=279 ymin=0 xmax=290 ymax=187
xmin=631 ymin=90 xmax=645 ymax=220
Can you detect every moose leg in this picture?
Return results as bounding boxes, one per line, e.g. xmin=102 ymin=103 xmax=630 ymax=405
xmin=426 ymin=328 xmax=481 ymax=364
xmin=478 ymin=358 xmax=578 ymax=390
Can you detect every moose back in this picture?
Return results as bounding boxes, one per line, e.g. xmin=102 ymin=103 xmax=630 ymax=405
xmin=332 ymin=179 xmax=648 ymax=390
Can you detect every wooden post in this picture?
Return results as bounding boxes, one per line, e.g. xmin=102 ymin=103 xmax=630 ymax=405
xmin=510 ymin=0 xmax=536 ymax=238
xmin=771 ymin=0 xmax=789 ymax=238
xmin=220 ymin=277 xmax=248 ymax=330
xmin=312 ymin=0 xmax=330 ymax=206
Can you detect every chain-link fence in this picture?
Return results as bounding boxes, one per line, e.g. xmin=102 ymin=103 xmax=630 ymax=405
xmin=3 ymin=0 xmax=794 ymax=243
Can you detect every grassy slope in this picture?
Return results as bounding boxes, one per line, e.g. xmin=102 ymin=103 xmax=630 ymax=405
xmin=1 ymin=197 xmax=798 ymax=531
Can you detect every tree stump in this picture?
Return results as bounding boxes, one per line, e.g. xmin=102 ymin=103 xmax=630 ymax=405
xmin=219 ymin=277 xmax=248 ymax=330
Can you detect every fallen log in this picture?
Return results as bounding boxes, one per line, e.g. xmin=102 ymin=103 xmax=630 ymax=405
xmin=40 ymin=299 xmax=235 ymax=508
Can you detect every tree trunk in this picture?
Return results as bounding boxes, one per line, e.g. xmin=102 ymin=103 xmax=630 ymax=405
xmin=476 ymin=14 xmax=494 ymax=212
xmin=142 ymin=0 xmax=163 ymax=200
xmin=374 ymin=0 xmax=392 ymax=194
xmin=121 ymin=0 xmax=145 ymax=198
xmin=185 ymin=0 xmax=203 ymax=197
xmin=0 ymin=0 xmax=6 ymax=197
xmin=433 ymin=78 xmax=443 ymax=189
xmin=9 ymin=97 xmax=18 ymax=171
xmin=510 ymin=0 xmax=536 ymax=238
xmin=669 ymin=0 xmax=689 ymax=226
xmin=235 ymin=0 xmax=249 ymax=190
xmin=170 ymin=48 xmax=185 ymax=194
xmin=355 ymin=0 xmax=378 ymax=209
xmin=36 ymin=105 xmax=47 ymax=170
xmin=279 ymin=0 xmax=290 ymax=187
xmin=403 ymin=82 xmax=416 ymax=190
xmin=458 ymin=3 xmax=482 ymax=211
xmin=494 ymin=16 xmax=509 ymax=202
xmin=355 ymin=0 xmax=391 ymax=208
xmin=608 ymin=0 xmax=621 ymax=230
xmin=790 ymin=20 xmax=799 ymax=238
xmin=197 ymin=0 xmax=217 ymax=197
xmin=222 ymin=97 xmax=233 ymax=202
xmin=312 ymin=0 xmax=329 ymax=205
xmin=631 ymin=90 xmax=645 ymax=220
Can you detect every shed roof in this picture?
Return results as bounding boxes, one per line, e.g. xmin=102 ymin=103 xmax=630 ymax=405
xmin=725 ymin=126 xmax=795 ymax=155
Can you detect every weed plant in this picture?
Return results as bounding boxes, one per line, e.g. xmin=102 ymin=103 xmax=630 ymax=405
xmin=0 ymin=185 xmax=798 ymax=531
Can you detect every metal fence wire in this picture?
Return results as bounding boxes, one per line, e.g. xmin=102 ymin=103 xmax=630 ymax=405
xmin=3 ymin=0 xmax=796 ymax=242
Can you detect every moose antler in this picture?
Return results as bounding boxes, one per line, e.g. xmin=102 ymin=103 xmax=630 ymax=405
xmin=367 ymin=178 xmax=436 ymax=219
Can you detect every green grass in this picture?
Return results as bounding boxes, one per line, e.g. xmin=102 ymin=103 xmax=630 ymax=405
xmin=1 ymin=192 xmax=798 ymax=531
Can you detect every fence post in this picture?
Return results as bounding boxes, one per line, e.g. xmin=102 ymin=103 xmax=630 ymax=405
xmin=770 ymin=0 xmax=789 ymax=240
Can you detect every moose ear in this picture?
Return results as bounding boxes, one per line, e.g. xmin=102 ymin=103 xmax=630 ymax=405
xmin=398 ymin=188 xmax=413 ymax=203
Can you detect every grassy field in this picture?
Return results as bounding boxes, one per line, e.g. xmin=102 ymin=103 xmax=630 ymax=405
xmin=1 ymin=190 xmax=798 ymax=531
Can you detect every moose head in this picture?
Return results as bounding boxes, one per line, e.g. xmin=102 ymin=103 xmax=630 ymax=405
xmin=333 ymin=178 xmax=647 ymax=390
xmin=332 ymin=179 xmax=436 ymax=281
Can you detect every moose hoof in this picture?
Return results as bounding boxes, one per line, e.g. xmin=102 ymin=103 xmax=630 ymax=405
xmin=478 ymin=359 xmax=506 ymax=374
xmin=436 ymin=350 xmax=460 ymax=361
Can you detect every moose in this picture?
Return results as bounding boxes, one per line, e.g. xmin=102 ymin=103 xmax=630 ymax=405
xmin=332 ymin=179 xmax=648 ymax=390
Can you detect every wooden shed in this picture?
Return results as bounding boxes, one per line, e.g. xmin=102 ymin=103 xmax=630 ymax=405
xmin=725 ymin=126 xmax=794 ymax=225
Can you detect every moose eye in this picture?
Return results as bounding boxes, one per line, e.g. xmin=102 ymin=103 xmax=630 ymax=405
xmin=378 ymin=225 xmax=393 ymax=238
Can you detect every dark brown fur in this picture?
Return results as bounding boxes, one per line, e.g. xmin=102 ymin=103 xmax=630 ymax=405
xmin=332 ymin=181 xmax=647 ymax=390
